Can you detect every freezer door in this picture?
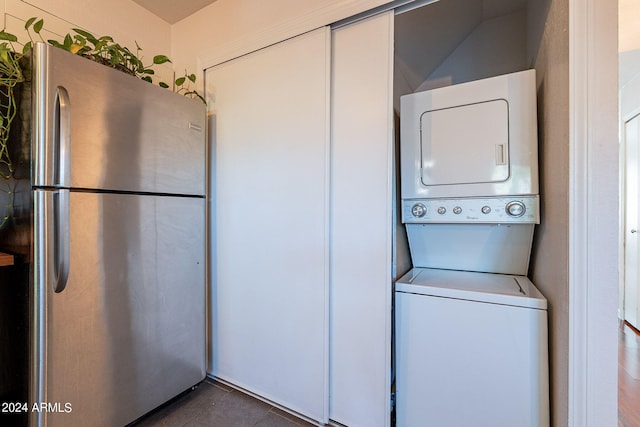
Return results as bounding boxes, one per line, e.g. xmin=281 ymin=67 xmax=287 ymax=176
xmin=31 ymin=42 xmax=205 ymax=196
xmin=31 ymin=190 xmax=206 ymax=427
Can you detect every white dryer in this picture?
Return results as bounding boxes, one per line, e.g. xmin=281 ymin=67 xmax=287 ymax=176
xmin=395 ymin=268 xmax=549 ymax=427
xmin=400 ymin=69 xmax=539 ymax=200
xmin=400 ymin=69 xmax=540 ymax=276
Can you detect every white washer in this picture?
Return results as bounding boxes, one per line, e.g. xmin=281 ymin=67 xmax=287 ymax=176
xmin=395 ymin=268 xmax=549 ymax=427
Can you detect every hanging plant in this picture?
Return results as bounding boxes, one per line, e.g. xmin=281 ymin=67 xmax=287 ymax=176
xmin=0 ymin=17 xmax=205 ymax=230
xmin=22 ymin=17 xmax=204 ymax=102
xmin=0 ymin=30 xmax=23 ymax=176
xmin=0 ymin=30 xmax=24 ymax=229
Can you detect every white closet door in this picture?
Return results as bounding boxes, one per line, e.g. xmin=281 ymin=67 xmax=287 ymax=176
xmin=206 ymin=28 xmax=330 ymax=423
xmin=330 ymin=12 xmax=393 ymax=427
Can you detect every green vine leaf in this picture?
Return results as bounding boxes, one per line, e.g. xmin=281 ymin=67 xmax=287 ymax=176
xmin=47 ymin=39 xmax=64 ymax=48
xmin=63 ymin=34 xmax=73 ymax=49
xmin=153 ymin=55 xmax=171 ymax=65
xmin=24 ymin=17 xmax=36 ymax=29
xmin=0 ymin=48 xmax=11 ymax=66
xmin=33 ymin=19 xmax=44 ymax=34
xmin=0 ymin=31 xmax=18 ymax=42
xmin=73 ymin=28 xmax=97 ymax=44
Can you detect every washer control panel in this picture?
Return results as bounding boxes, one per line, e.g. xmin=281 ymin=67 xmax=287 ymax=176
xmin=402 ymin=196 xmax=540 ymax=224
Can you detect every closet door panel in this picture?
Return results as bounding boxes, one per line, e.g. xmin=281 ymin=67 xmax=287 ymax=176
xmin=330 ymin=12 xmax=394 ymax=427
xmin=206 ymin=27 xmax=330 ymax=423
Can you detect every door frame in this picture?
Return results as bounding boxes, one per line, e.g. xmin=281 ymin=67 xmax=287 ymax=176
xmin=619 ymin=53 xmax=640 ymax=325
xmin=568 ymin=0 xmax=618 ymax=426
xmin=621 ymin=110 xmax=640 ymax=327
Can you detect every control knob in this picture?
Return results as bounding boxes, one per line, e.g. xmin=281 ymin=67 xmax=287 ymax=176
xmin=411 ymin=203 xmax=427 ymax=218
xmin=505 ymin=201 xmax=526 ymax=217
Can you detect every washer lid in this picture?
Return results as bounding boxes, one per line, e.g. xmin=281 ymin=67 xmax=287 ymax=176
xmin=395 ymin=268 xmax=547 ymax=309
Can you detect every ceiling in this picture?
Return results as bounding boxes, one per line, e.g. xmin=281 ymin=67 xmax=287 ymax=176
xmin=131 ymin=0 xmax=529 ymax=26
xmin=131 ymin=0 xmax=218 ymax=24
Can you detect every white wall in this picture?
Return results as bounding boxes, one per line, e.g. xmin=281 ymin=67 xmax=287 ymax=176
xmin=530 ymin=2 xmax=570 ymax=425
xmin=530 ymin=0 xmax=619 ymax=425
xmin=620 ymin=0 xmax=640 ymax=54
xmin=416 ymin=9 xmax=527 ymax=91
xmin=621 ymin=50 xmax=640 ymax=89
xmin=0 ymin=0 xmax=173 ymax=83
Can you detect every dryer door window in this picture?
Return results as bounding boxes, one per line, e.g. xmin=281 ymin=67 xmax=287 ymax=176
xmin=420 ymin=99 xmax=509 ymax=187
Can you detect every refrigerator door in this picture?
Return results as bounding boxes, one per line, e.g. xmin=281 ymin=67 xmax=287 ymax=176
xmin=32 ymin=42 xmax=205 ymax=196
xmin=31 ymin=190 xmax=206 ymax=427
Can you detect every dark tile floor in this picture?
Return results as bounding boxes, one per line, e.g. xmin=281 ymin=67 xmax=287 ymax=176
xmin=129 ymin=323 xmax=640 ymax=427
xmin=131 ymin=378 xmax=317 ymax=427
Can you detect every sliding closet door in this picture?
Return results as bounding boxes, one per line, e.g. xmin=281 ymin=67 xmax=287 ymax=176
xmin=330 ymin=12 xmax=394 ymax=427
xmin=206 ymin=28 xmax=330 ymax=423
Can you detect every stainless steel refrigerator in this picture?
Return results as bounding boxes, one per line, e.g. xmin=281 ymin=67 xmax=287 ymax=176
xmin=0 ymin=42 xmax=206 ymax=427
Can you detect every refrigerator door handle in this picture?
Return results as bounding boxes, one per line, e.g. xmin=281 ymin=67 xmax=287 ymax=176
xmin=54 ymin=189 xmax=70 ymax=292
xmin=55 ymin=86 xmax=71 ymax=187
xmin=46 ymin=189 xmax=70 ymax=293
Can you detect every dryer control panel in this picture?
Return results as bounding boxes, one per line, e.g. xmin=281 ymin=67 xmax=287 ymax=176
xmin=402 ymin=195 xmax=540 ymax=224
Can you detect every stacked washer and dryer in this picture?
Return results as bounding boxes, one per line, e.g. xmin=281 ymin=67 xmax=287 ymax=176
xmin=395 ymin=70 xmax=549 ymax=427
